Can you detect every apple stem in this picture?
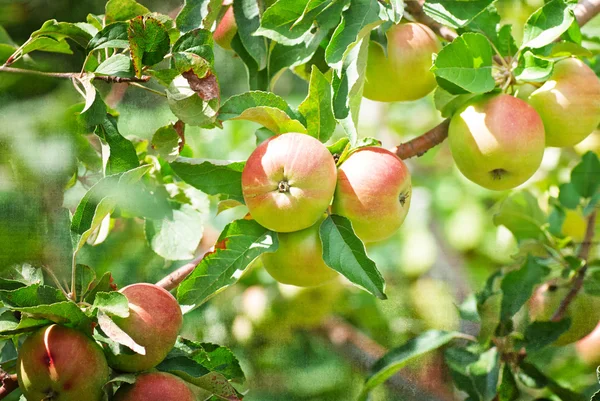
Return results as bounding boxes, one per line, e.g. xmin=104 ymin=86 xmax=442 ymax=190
xmin=551 ymin=210 xmax=597 ymax=322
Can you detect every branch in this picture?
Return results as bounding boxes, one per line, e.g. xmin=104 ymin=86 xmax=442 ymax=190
xmin=395 ymin=0 xmax=600 ymax=160
xmin=391 ymin=119 xmax=450 ymax=160
xmin=155 ymin=251 xmax=210 ymax=291
xmin=551 ymin=210 xmax=597 ymax=322
xmin=0 ymin=370 xmax=18 ymax=400
xmin=0 ymin=66 xmax=150 ymax=83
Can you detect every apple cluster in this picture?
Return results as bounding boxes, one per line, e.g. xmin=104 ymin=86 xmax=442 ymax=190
xmin=241 ymin=133 xmax=412 ymax=287
xmin=363 ymin=22 xmax=600 ymax=191
xmin=16 ymin=283 xmax=189 ymax=401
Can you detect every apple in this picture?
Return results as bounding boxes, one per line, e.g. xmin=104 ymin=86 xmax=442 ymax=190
xmin=529 ymin=282 xmax=600 ymax=345
xmin=528 ymin=58 xmax=600 ymax=147
xmin=410 ymin=278 xmax=459 ymax=331
xmin=113 ymin=372 xmax=195 ymax=401
xmin=214 ymin=6 xmax=237 ymax=50
xmin=17 ymin=324 xmax=109 ymax=401
xmin=448 ymin=93 xmax=545 ymax=190
xmin=364 ymin=22 xmax=441 ymax=102
xmin=242 ymin=133 xmax=337 ymax=233
xmin=262 ymin=215 xmax=338 ymax=287
xmin=331 ymin=147 xmax=411 ymax=242
xmin=576 ymin=322 xmax=600 ymax=365
xmin=105 ymin=283 xmax=183 ymax=372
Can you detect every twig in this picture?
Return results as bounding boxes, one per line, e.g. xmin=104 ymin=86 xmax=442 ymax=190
xmin=0 ymin=370 xmax=18 ymax=400
xmin=575 ymin=0 xmax=600 ymax=26
xmin=0 ymin=66 xmax=150 ymax=83
xmin=128 ymin=82 xmax=167 ymax=97
xmin=551 ymin=210 xmax=597 ymax=322
xmin=155 ymin=251 xmax=210 ymax=291
xmin=391 ymin=119 xmax=450 ymax=160
xmin=404 ymin=1 xmax=458 ymax=42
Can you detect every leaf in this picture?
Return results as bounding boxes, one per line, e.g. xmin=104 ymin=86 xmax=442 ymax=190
xmin=517 ymin=320 xmax=571 ymax=352
xmin=232 ymin=107 xmax=308 ymax=134
xmin=558 ymin=182 xmax=581 ymax=209
xmin=233 ymin=0 xmax=267 ymax=68
xmin=145 ymin=204 xmax=204 ymax=261
xmin=571 ymin=151 xmax=600 ymax=198
xmin=500 ymin=256 xmax=549 ymax=321
xmin=361 ymin=331 xmax=460 ymax=398
xmin=445 ymin=347 xmax=500 ymax=401
xmin=325 ymin=0 xmax=385 ymax=68
xmin=167 ymin=74 xmax=219 ymax=127
xmin=73 ymin=264 xmax=96 ymax=302
xmin=151 ymin=123 xmax=181 ymax=162
xmin=514 ymin=51 xmax=553 ymax=82
xmin=172 ymin=29 xmax=214 ymax=64
xmin=88 ymin=22 xmax=129 ymax=51
xmin=320 ymin=215 xmax=386 ymax=299
xmin=170 ymin=158 xmax=245 ymax=202
xmin=92 ymin=292 xmax=130 ymax=318
xmin=518 ymin=362 xmax=586 ymax=401
xmin=105 ymin=0 xmax=151 ymax=23
xmin=423 ymin=0 xmax=495 ymax=28
xmin=21 ymin=37 xmax=73 ymax=56
xmin=230 ymin=34 xmax=269 ymax=90
xmin=128 ymin=15 xmax=171 ymax=77
xmin=176 ymin=0 xmax=222 ymax=33
xmin=15 ymin=302 xmax=93 ymax=333
xmin=97 ymin=310 xmax=145 ymax=355
xmin=177 ymin=219 xmax=278 ymax=311
xmin=492 ymin=191 xmax=546 ymax=242
xmin=498 ymin=364 xmax=520 ymax=401
xmin=95 ymin=115 xmax=140 ymax=175
xmin=522 ymin=0 xmax=576 ymax=49
xmin=431 ymin=32 xmax=495 ymax=94
xmin=31 ymin=19 xmax=93 ymax=48
xmin=433 ymin=87 xmax=477 ymax=118
xmin=84 ymin=272 xmax=118 ymax=304
xmin=298 ymin=66 xmax=336 ymax=142
xmin=219 ymin=91 xmax=301 ymax=122
xmin=332 ymin=37 xmax=369 ymax=144
xmin=95 ymin=54 xmax=133 ymax=77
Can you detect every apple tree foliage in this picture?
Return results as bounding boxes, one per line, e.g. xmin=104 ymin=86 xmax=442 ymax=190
xmin=1 ymin=0 xmax=600 ymax=399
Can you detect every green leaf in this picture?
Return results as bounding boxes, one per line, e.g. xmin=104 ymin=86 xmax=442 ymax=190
xmin=522 ymin=0 xmax=576 ymax=49
xmin=233 ymin=0 xmax=267 ymax=69
xmin=445 ymin=347 xmax=500 ymax=401
xmin=145 ymin=204 xmax=205 ymax=261
xmin=128 ymin=15 xmax=171 ymax=77
xmin=423 ymin=0 xmax=495 ymax=28
xmin=514 ymin=51 xmax=554 ymax=82
xmin=176 ymin=0 xmax=222 ymax=32
xmin=571 ymin=151 xmax=600 ymax=198
xmin=21 ymin=37 xmax=73 ymax=56
xmin=230 ymin=34 xmax=269 ymax=90
xmin=170 ymin=157 xmax=245 ymax=203
xmin=151 ymin=123 xmax=181 ymax=162
xmin=88 ymin=22 xmax=129 ymax=51
xmin=360 ymin=331 xmax=460 ymax=399
xmin=320 ymin=215 xmax=386 ymax=299
xmin=498 ymin=364 xmax=519 ymax=401
xmin=73 ymin=264 xmax=96 ymax=302
xmin=31 ymin=19 xmax=93 ymax=48
xmin=95 ymin=115 xmax=140 ymax=175
xmin=97 ymin=310 xmax=145 ymax=355
xmin=92 ymin=292 xmax=130 ymax=318
xmin=433 ymin=87 xmax=477 ymax=118
xmin=517 ymin=320 xmax=571 ymax=352
xmin=14 ymin=302 xmax=93 ymax=333
xmin=95 ymin=54 xmax=133 ymax=77
xmin=431 ymin=32 xmax=495 ymax=94
xmin=325 ymin=0 xmax=385 ymax=68
xmin=167 ymin=74 xmax=219 ymax=127
xmin=177 ymin=219 xmax=278 ymax=311
xmin=500 ymin=256 xmax=549 ymax=321
xmin=492 ymin=191 xmax=546 ymax=242
xmin=0 ymin=284 xmax=66 ymax=308
xmin=84 ymin=272 xmax=118 ymax=304
xmin=219 ymin=91 xmax=300 ymax=121
xmin=332 ymin=37 xmax=369 ymax=144
xmin=172 ymin=29 xmax=214 ymax=64
xmin=518 ymin=362 xmax=586 ymax=401
xmin=105 ymin=0 xmax=151 ymax=23
xmin=558 ymin=182 xmax=581 ymax=209
xmin=298 ymin=66 xmax=336 ymax=142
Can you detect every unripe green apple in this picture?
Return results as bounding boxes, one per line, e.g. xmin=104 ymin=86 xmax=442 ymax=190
xmin=262 ymin=215 xmax=338 ymax=287
xmin=214 ymin=6 xmax=237 ymax=50
xmin=529 ymin=282 xmax=600 ymax=345
xmin=113 ymin=372 xmax=195 ymax=401
xmin=106 ymin=283 xmax=183 ymax=372
xmin=331 ymin=147 xmax=411 ymax=243
xmin=242 ymin=133 xmax=337 ymax=233
xmin=18 ymin=324 xmax=109 ymax=401
xmin=364 ymin=22 xmax=441 ymax=102
xmin=576 ymin=322 xmax=600 ymax=366
xmin=528 ymin=58 xmax=600 ymax=147
xmin=448 ymin=93 xmax=545 ymax=190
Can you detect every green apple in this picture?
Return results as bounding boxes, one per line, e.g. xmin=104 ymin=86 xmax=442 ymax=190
xmin=410 ymin=278 xmax=459 ymax=331
xmin=214 ymin=6 xmax=237 ymax=50
xmin=331 ymin=147 xmax=411 ymax=243
xmin=105 ymin=283 xmax=183 ymax=372
xmin=364 ymin=22 xmax=441 ymax=102
xmin=262 ymin=216 xmax=338 ymax=287
xmin=528 ymin=58 xmax=600 ymax=147
xmin=114 ymin=372 xmax=195 ymax=401
xmin=18 ymin=324 xmax=109 ymax=401
xmin=529 ymin=282 xmax=600 ymax=345
xmin=242 ymin=133 xmax=337 ymax=233
xmin=448 ymin=93 xmax=545 ymax=190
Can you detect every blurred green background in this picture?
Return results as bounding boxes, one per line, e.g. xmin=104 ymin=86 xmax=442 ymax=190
xmin=2 ymin=0 xmax=600 ymax=400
